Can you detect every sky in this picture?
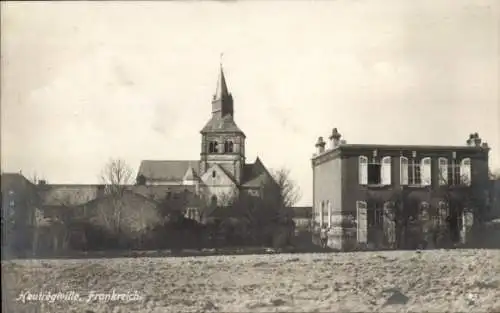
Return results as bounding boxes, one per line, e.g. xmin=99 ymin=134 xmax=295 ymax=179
xmin=1 ymin=0 xmax=499 ymax=206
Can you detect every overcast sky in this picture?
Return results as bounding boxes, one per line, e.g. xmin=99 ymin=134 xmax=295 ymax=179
xmin=1 ymin=0 xmax=499 ymax=206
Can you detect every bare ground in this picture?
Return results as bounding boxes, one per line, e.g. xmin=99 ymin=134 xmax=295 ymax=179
xmin=2 ymin=249 xmax=500 ymax=313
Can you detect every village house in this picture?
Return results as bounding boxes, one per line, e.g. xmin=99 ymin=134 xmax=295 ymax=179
xmin=1 ymin=63 xmax=280 ymax=256
xmin=1 ymin=173 xmax=38 ymax=256
xmin=311 ymin=129 xmax=491 ymax=251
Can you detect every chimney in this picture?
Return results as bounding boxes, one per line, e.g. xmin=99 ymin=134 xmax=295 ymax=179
xmin=315 ymin=136 xmax=326 ymax=154
xmin=473 ymin=133 xmax=482 ymax=147
xmin=329 ymin=128 xmax=342 ymax=149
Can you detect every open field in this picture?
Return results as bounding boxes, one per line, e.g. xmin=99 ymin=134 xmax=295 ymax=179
xmin=2 ymin=249 xmax=500 ymax=313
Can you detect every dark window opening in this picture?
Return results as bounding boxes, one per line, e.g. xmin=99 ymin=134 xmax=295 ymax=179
xmin=136 ymin=175 xmax=146 ymax=185
xmin=367 ymin=163 xmax=381 ymax=184
xmin=367 ymin=207 xmax=383 ymax=227
xmin=212 ymin=170 xmax=216 ymax=178
xmin=448 ymin=161 xmax=461 ymax=185
xmin=408 ymin=160 xmax=422 ymax=185
xmin=209 ymin=141 xmax=219 ymax=153
xmin=224 ymin=141 xmax=234 ymax=153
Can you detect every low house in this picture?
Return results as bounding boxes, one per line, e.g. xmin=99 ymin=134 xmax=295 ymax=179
xmin=291 ymin=206 xmax=312 ymax=229
xmin=1 ymin=173 xmax=39 ymax=256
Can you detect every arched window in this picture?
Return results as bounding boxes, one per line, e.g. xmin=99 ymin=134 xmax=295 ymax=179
xmin=381 ymin=156 xmax=392 ymax=185
xmin=358 ymin=156 xmax=368 ymax=185
xmin=460 ymin=158 xmax=471 ymax=186
xmin=209 ymin=141 xmax=219 ymax=153
xmin=420 ymin=157 xmax=431 ymax=186
xmin=224 ymin=141 xmax=234 ymax=153
xmin=438 ymin=157 xmax=448 ymax=185
xmin=400 ymin=156 xmax=409 ymax=185
xmin=136 ymin=174 xmax=146 ymax=185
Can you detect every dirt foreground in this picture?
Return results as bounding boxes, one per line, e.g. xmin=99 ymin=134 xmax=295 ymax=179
xmin=3 ymin=249 xmax=500 ymax=313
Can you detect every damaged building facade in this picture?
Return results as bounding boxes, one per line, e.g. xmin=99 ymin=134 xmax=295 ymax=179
xmin=311 ymin=129 xmax=491 ymax=251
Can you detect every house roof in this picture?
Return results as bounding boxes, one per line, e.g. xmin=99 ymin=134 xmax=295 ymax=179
xmin=131 ymin=185 xmax=197 ymax=202
xmin=290 ymin=206 xmax=312 ymax=218
xmin=241 ymin=157 xmax=275 ymax=188
xmin=183 ymin=166 xmax=198 ymax=181
xmin=39 ymin=184 xmax=105 ymax=207
xmin=1 ymin=173 xmax=34 ymax=192
xmin=200 ymin=114 xmax=245 ymax=135
xmin=137 ymin=160 xmax=200 ymax=182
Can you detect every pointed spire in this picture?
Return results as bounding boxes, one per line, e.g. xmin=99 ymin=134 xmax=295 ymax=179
xmin=214 ymin=57 xmax=229 ymax=101
xmin=211 ymin=54 xmax=234 ymax=117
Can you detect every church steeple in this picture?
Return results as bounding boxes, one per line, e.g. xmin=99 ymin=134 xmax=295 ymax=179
xmin=212 ymin=58 xmax=234 ymax=117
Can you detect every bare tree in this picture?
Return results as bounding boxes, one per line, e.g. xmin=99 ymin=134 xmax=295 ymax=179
xmin=99 ymin=158 xmax=134 ymax=195
xmin=233 ymin=167 xmax=301 ymax=247
xmin=96 ymin=158 xmax=134 ymax=246
xmin=270 ymin=168 xmax=302 ymax=209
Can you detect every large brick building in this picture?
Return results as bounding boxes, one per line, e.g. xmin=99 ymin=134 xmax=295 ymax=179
xmin=311 ymin=129 xmax=491 ymax=251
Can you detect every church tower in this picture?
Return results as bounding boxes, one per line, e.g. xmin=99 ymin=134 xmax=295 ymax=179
xmin=200 ymin=63 xmax=246 ymax=184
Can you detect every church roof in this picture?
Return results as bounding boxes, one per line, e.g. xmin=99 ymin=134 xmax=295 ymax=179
xmin=200 ymin=114 xmax=245 ymax=135
xmin=214 ymin=65 xmax=229 ymax=101
xmin=131 ymin=185 xmax=197 ymax=202
xmin=137 ymin=160 xmax=200 ymax=182
xmin=240 ymin=157 xmax=275 ymax=188
xmin=183 ymin=166 xmax=198 ymax=181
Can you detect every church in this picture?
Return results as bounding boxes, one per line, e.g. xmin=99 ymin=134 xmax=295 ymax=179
xmin=136 ymin=64 xmax=276 ymax=208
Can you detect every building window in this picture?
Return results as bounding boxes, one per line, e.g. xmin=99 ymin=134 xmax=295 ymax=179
xmin=136 ymin=174 xmax=146 ymax=185
xmin=400 ymin=156 xmax=409 ymax=185
xmin=401 ymin=156 xmax=423 ymax=185
xmin=359 ymin=156 xmax=368 ymax=185
xmin=368 ymin=206 xmax=383 ymax=228
xmin=381 ymin=156 xmax=392 ymax=185
xmin=420 ymin=157 xmax=431 ymax=186
xmin=209 ymin=141 xmax=219 ymax=153
xmin=419 ymin=202 xmax=430 ymax=220
xmin=460 ymin=158 xmax=472 ymax=186
xmin=212 ymin=170 xmax=216 ymax=178
xmin=224 ymin=141 xmax=234 ymax=153
xmin=438 ymin=157 xmax=448 ymax=185
xmin=408 ymin=158 xmax=422 ymax=185
xmin=356 ymin=201 xmax=368 ymax=244
xmin=447 ymin=160 xmax=466 ymax=186
xmin=435 ymin=201 xmax=448 ymax=225
xmin=368 ymin=158 xmax=382 ymax=185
